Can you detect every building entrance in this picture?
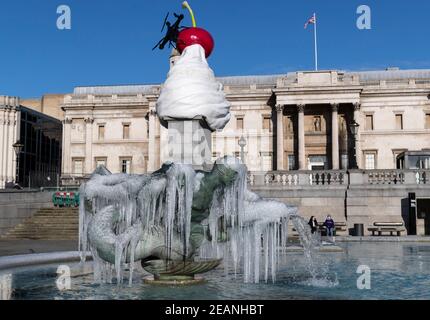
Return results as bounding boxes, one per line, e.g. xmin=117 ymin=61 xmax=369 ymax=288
xmin=417 ymin=199 xmax=430 ymax=236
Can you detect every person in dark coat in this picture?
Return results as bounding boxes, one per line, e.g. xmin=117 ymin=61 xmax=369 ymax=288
xmin=324 ymin=215 xmax=336 ymax=237
xmin=308 ymin=216 xmax=319 ymax=234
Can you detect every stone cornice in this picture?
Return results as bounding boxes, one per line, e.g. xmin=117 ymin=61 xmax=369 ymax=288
xmin=361 ymin=130 xmax=430 ymax=136
xmin=225 ymin=92 xmax=273 ymax=102
xmin=273 ymin=85 xmax=364 ymax=95
xmin=360 ymin=88 xmax=430 ymax=97
xmin=62 ymin=102 xmax=149 ymax=111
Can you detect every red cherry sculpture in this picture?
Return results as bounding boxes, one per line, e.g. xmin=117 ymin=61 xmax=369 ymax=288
xmin=176 ymin=27 xmax=215 ymax=58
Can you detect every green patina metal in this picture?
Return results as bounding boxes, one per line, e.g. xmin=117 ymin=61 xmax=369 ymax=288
xmin=52 ymin=191 xmax=80 ymax=207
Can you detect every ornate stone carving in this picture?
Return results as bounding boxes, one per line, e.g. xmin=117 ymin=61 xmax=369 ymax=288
xmin=297 ymin=104 xmax=306 ymax=113
xmin=63 ymin=117 xmax=73 ymax=124
xmin=354 ymin=103 xmax=361 ymax=112
xmin=331 ymin=103 xmax=339 ymax=112
xmin=84 ymin=117 xmax=94 ymax=124
xmin=275 ymin=104 xmax=284 ymax=113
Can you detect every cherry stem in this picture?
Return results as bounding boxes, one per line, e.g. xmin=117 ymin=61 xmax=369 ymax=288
xmin=182 ymin=1 xmax=197 ymax=28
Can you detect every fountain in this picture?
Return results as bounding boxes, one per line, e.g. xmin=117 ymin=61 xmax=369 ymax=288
xmin=77 ymin=4 xmax=312 ymax=286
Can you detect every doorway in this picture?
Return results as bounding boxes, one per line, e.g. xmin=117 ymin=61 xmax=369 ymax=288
xmin=417 ymin=199 xmax=430 ymax=236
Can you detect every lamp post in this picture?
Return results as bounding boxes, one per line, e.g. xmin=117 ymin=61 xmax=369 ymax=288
xmin=349 ymin=120 xmax=360 ymax=169
xmin=238 ymin=136 xmax=247 ymax=164
xmin=13 ymin=141 xmax=24 ymax=184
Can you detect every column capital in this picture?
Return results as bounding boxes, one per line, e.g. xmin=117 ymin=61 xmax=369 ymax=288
xmin=63 ymin=117 xmax=73 ymax=124
xmin=330 ymin=103 xmax=339 ymax=112
xmin=275 ymin=104 xmax=284 ymax=113
xmin=84 ymin=117 xmax=94 ymax=124
xmin=354 ymin=102 xmax=361 ymax=111
xmin=297 ymin=104 xmax=306 ymax=113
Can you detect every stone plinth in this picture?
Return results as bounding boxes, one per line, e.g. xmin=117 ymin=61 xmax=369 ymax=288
xmin=166 ymin=118 xmax=212 ymax=170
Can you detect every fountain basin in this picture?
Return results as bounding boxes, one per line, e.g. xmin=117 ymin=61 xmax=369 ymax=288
xmin=0 ymin=252 xmax=92 ymax=271
xmin=2 ymin=242 xmax=430 ymax=300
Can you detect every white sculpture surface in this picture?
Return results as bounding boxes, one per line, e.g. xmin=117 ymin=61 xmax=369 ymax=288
xmin=156 ymin=44 xmax=231 ymax=131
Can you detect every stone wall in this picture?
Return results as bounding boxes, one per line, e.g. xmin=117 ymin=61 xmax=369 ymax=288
xmin=0 ymin=191 xmax=53 ymax=236
xmin=250 ymin=185 xmax=430 ymax=236
xmin=21 ymin=94 xmax=66 ymax=121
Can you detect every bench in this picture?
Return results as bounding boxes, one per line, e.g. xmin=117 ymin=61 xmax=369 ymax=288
xmin=368 ymin=222 xmax=406 ymax=236
xmin=318 ymin=222 xmax=347 ymax=236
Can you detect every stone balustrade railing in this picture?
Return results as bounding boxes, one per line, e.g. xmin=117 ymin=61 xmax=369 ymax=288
xmin=248 ymin=169 xmax=430 ymax=188
xmin=248 ymin=170 xmax=347 ymax=187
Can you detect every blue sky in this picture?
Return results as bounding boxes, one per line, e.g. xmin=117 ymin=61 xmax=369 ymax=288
xmin=0 ymin=0 xmax=429 ymax=97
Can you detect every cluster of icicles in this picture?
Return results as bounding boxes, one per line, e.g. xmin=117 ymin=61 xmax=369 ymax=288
xmin=79 ymin=160 xmax=314 ymax=285
xmin=200 ymin=169 xmax=315 ymax=284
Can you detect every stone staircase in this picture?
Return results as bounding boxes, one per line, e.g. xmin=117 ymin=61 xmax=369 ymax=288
xmin=0 ymin=207 xmax=79 ymax=240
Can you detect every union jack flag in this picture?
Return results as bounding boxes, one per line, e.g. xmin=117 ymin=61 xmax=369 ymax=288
xmin=304 ymin=14 xmax=316 ymax=29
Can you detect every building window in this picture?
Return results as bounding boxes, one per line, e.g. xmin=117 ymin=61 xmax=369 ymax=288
xmin=288 ymin=155 xmax=296 ymax=171
xmin=120 ymin=158 xmax=132 ymax=174
xmin=425 ymin=114 xmax=430 ymax=129
xmin=123 ymin=123 xmax=130 ymax=139
xmin=98 ymin=124 xmax=105 ymax=140
xmin=263 ymin=116 xmax=272 ymax=132
xmin=72 ymin=159 xmax=84 ymax=175
xmin=364 ymin=152 xmax=377 ymax=170
xmin=236 ymin=117 xmax=244 ymax=131
xmin=393 ymin=150 xmax=407 ymax=169
xmin=309 ymin=155 xmax=328 ymax=170
xmin=395 ymin=114 xmax=403 ymax=130
xmin=95 ymin=157 xmax=107 ymax=169
xmin=313 ymin=116 xmax=322 ymax=132
xmin=365 ymin=115 xmax=374 ymax=131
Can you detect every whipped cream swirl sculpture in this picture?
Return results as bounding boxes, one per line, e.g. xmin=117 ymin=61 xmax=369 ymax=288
xmin=156 ymin=7 xmax=231 ymax=131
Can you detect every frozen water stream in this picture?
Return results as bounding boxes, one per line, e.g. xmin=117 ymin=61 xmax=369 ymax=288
xmin=78 ymin=157 xmax=320 ymax=285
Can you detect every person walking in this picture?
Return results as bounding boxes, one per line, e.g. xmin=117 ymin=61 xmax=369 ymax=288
xmin=308 ymin=216 xmax=319 ymax=234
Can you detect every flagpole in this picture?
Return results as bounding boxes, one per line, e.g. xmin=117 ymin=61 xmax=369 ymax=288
xmin=313 ymin=13 xmax=318 ymax=71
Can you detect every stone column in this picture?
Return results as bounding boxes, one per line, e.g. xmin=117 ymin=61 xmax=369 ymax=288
xmin=84 ymin=117 xmax=94 ymax=174
xmin=297 ymin=104 xmax=306 ymax=170
xmin=147 ymin=108 xmax=157 ymax=172
xmin=354 ymin=103 xmax=362 ymax=169
xmin=166 ymin=117 xmax=212 ymax=170
xmin=331 ymin=103 xmax=340 ymax=170
xmin=8 ymin=106 xmax=18 ymax=183
xmin=63 ymin=118 xmax=73 ymax=175
xmin=5 ymin=107 xmax=12 ymax=183
xmin=276 ymin=104 xmax=285 ymax=171
xmin=0 ymin=107 xmax=5 ymax=188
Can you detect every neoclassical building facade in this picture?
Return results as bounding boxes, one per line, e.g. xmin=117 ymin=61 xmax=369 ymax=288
xmin=60 ymin=67 xmax=430 ymax=184
xmin=1 ymin=96 xmax=62 ymax=189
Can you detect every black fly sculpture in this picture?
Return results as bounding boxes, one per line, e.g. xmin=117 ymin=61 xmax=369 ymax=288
xmin=153 ymin=13 xmax=187 ymax=51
